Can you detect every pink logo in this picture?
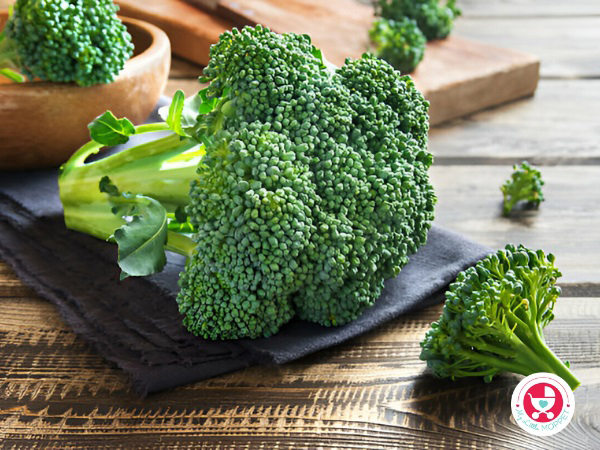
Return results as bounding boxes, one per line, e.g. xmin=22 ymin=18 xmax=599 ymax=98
xmin=511 ymin=373 xmax=575 ymax=436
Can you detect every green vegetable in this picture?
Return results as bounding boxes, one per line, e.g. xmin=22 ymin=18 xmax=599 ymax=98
xmin=369 ymin=17 xmax=426 ymax=73
xmin=59 ymin=25 xmax=436 ymax=340
xmin=501 ymin=161 xmax=545 ymax=216
xmin=375 ymin=0 xmax=461 ymax=41
xmin=0 ymin=0 xmax=133 ymax=86
xmin=420 ymin=244 xmax=580 ymax=391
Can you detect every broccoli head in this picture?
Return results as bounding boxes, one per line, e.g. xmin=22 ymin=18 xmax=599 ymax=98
xmin=375 ymin=0 xmax=461 ymax=41
xmin=420 ymin=244 xmax=580 ymax=390
xmin=59 ymin=26 xmax=436 ymax=340
xmin=0 ymin=0 xmax=133 ymax=85
xmin=369 ymin=17 xmax=427 ymax=73
xmin=501 ymin=161 xmax=545 ymax=216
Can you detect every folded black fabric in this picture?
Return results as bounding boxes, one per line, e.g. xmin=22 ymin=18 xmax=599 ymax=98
xmin=0 ymin=104 xmax=490 ymax=395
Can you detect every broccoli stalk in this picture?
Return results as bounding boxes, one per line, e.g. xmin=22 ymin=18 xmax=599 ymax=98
xmin=59 ymin=112 xmax=203 ymax=275
xmin=0 ymin=0 xmax=133 ymax=85
xmin=501 ymin=161 xmax=545 ymax=216
xmin=420 ymin=244 xmax=580 ymax=390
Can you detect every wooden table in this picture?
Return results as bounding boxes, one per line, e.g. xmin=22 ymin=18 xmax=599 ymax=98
xmin=2 ymin=1 xmax=600 ymax=447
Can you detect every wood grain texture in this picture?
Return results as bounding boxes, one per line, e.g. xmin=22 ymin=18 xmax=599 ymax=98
xmin=431 ymin=165 xmax=600 ymax=283
xmin=118 ymin=0 xmax=540 ymax=125
xmin=413 ymin=36 xmax=539 ymax=125
xmin=116 ymin=0 xmax=234 ymax=66
xmin=0 ymin=264 xmax=598 ymax=448
xmin=455 ymin=17 xmax=600 ymax=78
xmin=457 ymin=0 xmax=600 ymax=18
xmin=430 ymin=79 xmax=600 ymax=163
xmin=2 ymin=1 xmax=600 ymax=448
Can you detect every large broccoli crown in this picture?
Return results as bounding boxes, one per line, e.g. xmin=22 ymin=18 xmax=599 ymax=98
xmin=3 ymin=0 xmax=133 ymax=86
xmin=420 ymin=244 xmax=580 ymax=390
xmin=375 ymin=0 xmax=461 ymax=41
xmin=177 ymin=26 xmax=436 ymax=339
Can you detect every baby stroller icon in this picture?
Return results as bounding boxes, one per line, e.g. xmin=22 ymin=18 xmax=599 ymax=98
xmin=528 ymin=386 xmax=556 ymax=419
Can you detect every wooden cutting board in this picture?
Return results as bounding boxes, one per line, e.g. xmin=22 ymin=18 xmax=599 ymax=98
xmin=115 ymin=0 xmax=540 ymax=125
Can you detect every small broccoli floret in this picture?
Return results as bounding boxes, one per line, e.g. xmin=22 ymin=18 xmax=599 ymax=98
xmin=375 ymin=0 xmax=461 ymax=41
xmin=0 ymin=0 xmax=133 ymax=86
xmin=59 ymin=26 xmax=436 ymax=340
xmin=501 ymin=161 xmax=545 ymax=216
xmin=420 ymin=244 xmax=580 ymax=390
xmin=369 ymin=17 xmax=426 ymax=74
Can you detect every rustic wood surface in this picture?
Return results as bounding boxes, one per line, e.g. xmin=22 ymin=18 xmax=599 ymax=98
xmin=114 ymin=0 xmax=541 ymax=125
xmin=1 ymin=0 xmax=600 ymax=448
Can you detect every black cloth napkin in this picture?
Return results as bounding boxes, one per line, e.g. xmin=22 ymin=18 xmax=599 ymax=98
xmin=0 ymin=104 xmax=491 ymax=395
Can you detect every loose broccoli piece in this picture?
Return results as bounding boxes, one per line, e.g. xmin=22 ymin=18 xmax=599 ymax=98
xmin=369 ymin=17 xmax=426 ymax=73
xmin=501 ymin=161 xmax=545 ymax=216
xmin=0 ymin=0 xmax=133 ymax=85
xmin=375 ymin=0 xmax=461 ymax=41
xmin=59 ymin=26 xmax=436 ymax=340
xmin=420 ymin=244 xmax=580 ymax=390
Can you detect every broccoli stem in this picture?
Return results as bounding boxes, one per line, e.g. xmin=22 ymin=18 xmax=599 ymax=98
xmin=59 ymin=125 xmax=204 ymax=258
xmin=516 ymin=333 xmax=581 ymax=391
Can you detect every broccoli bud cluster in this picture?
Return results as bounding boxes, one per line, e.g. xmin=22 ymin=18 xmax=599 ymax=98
xmin=177 ymin=26 xmax=436 ymax=339
xmin=420 ymin=244 xmax=580 ymax=390
xmin=375 ymin=0 xmax=462 ymax=41
xmin=2 ymin=0 xmax=133 ymax=86
xmin=501 ymin=161 xmax=545 ymax=216
xmin=369 ymin=18 xmax=427 ymax=74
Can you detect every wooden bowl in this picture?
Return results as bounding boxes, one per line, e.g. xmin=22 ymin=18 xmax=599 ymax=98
xmin=0 ymin=12 xmax=171 ymax=169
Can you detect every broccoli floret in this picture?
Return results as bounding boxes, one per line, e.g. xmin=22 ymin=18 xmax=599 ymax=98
xmin=59 ymin=26 xmax=436 ymax=340
xmin=420 ymin=244 xmax=580 ymax=390
xmin=501 ymin=161 xmax=545 ymax=216
xmin=0 ymin=0 xmax=133 ymax=85
xmin=369 ymin=17 xmax=427 ymax=73
xmin=375 ymin=0 xmax=461 ymax=41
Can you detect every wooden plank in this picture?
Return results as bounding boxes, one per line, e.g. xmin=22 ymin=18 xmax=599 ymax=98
xmin=116 ymin=0 xmax=234 ymax=67
xmin=413 ymin=36 xmax=539 ymax=125
xmin=430 ymin=80 xmax=600 ymax=163
xmin=457 ymin=0 xmax=600 ymax=17
xmin=455 ymin=17 xmax=600 ymax=78
xmin=117 ymin=0 xmax=539 ymax=125
xmin=430 ymin=165 xmax=600 ymax=284
xmin=0 ymin=283 xmax=598 ymax=448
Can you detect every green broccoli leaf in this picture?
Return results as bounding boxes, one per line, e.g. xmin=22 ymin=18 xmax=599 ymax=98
xmin=100 ymin=176 xmax=169 ymax=279
xmin=162 ymin=89 xmax=187 ymax=136
xmin=197 ymin=88 xmax=218 ymax=114
xmin=89 ymin=111 xmax=136 ymax=146
xmin=159 ymin=90 xmax=206 ymax=137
